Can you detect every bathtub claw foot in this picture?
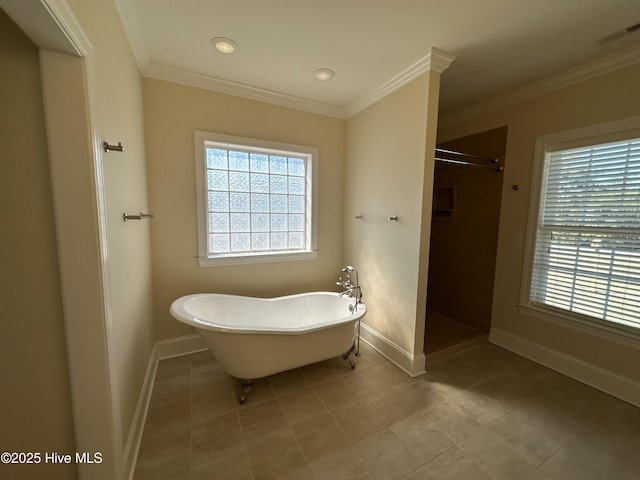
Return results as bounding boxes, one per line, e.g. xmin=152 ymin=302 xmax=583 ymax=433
xmin=238 ymin=379 xmax=254 ymax=405
xmin=342 ymin=349 xmax=356 ymax=369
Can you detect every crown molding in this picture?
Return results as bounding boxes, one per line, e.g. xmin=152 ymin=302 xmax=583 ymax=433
xmin=142 ymin=48 xmax=455 ymax=120
xmin=144 ymin=63 xmax=346 ymax=119
xmin=427 ymin=47 xmax=458 ymax=74
xmin=343 ymin=47 xmax=456 ymax=118
xmin=439 ymin=43 xmax=640 ymax=128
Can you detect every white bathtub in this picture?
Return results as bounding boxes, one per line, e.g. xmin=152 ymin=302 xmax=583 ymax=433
xmin=170 ymin=291 xmax=366 ymax=397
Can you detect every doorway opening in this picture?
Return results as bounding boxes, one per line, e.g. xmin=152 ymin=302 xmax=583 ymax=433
xmin=425 ymin=126 xmax=508 ymax=361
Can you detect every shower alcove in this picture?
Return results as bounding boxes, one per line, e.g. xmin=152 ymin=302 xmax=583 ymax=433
xmin=425 ymin=126 xmax=507 ymax=360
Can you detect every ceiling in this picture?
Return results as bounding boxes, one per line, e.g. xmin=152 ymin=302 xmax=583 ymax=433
xmin=117 ymin=0 xmax=640 ymax=120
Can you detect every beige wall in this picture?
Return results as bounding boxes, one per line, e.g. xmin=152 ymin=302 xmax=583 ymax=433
xmin=344 ymin=73 xmax=440 ymax=358
xmin=0 ymin=10 xmax=77 ymax=479
xmin=438 ymin=63 xmax=640 ymax=382
xmin=66 ymin=0 xmax=156 ymax=446
xmin=143 ymin=78 xmax=346 ymax=339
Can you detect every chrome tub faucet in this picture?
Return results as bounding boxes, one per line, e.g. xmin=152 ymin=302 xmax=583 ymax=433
xmin=336 ymin=265 xmax=362 ymax=303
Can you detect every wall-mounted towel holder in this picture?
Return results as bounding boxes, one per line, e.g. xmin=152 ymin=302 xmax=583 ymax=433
xmin=103 ymin=141 xmax=124 ymax=153
xmin=123 ymin=212 xmax=154 ymax=222
xmin=355 ymin=214 xmax=398 ymax=222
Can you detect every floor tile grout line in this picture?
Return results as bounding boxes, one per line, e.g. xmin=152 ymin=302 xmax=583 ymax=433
xmin=322 ymin=406 xmax=372 ymax=477
xmin=138 ymin=348 xmax=640 ymax=480
xmin=190 ymin=352 xmax=257 ymax=480
xmin=231 ymin=394 xmax=255 ymax=480
xmin=453 ymin=390 xmax=589 ymax=474
xmin=398 ymin=444 xmax=490 ymax=480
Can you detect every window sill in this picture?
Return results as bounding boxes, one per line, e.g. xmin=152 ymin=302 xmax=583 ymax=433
xmin=517 ymin=303 xmax=640 ymax=351
xmin=197 ymin=250 xmax=317 ymax=267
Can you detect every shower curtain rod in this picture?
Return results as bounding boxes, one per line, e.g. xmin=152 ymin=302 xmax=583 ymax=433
xmin=435 ymin=147 xmax=497 ymax=163
xmin=435 ymin=157 xmax=503 ymax=172
xmin=434 ymin=147 xmax=502 ymax=172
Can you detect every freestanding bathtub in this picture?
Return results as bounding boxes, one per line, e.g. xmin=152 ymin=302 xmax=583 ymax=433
xmin=170 ymin=291 xmax=366 ymax=403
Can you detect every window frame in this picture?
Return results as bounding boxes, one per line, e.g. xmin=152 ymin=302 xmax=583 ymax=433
xmin=194 ymin=130 xmax=318 ymax=267
xmin=519 ymin=115 xmax=640 ymax=347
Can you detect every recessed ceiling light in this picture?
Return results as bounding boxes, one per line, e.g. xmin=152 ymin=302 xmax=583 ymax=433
xmin=313 ymin=68 xmax=335 ymax=81
xmin=211 ymin=37 xmax=237 ymax=54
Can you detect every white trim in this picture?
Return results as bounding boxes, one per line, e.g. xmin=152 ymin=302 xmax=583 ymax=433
xmin=518 ymin=304 xmax=640 ymax=351
xmin=40 ymin=50 xmax=123 ymax=479
xmin=489 ymin=328 xmax=640 ymax=408
xmin=359 ymin=323 xmax=426 ymax=377
xmin=39 ymin=0 xmax=91 ymax=56
xmin=343 ymin=47 xmax=456 ymax=118
xmin=0 ymin=0 xmax=90 ymax=56
xmin=439 ymin=44 xmax=640 ymax=127
xmin=518 ymin=127 xmax=556 ymax=305
xmin=141 ymin=48 xmax=455 ymax=120
xmin=519 ymin=115 xmax=640 ymax=350
xmin=144 ymin=62 xmax=345 ymax=119
xmin=197 ymin=251 xmax=318 ymax=267
xmin=125 ymin=337 xmax=206 ymax=479
xmin=136 ymin=42 xmax=640 ymax=125
xmin=112 ymin=0 xmax=638 ymax=124
xmin=154 ymin=334 xmax=208 ymax=360
xmin=123 ymin=345 xmax=158 ymax=480
xmin=193 ymin=131 xmax=319 ymax=265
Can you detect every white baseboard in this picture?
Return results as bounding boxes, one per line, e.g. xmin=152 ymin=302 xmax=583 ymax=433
xmin=490 ymin=327 xmax=640 ymax=408
xmin=123 ymin=344 xmax=158 ymax=480
xmin=125 ymin=327 xmax=424 ymax=478
xmin=124 ymin=335 xmax=207 ymax=480
xmin=153 ymin=330 xmax=427 ymax=377
xmin=154 ymin=333 xmax=207 ymax=359
xmin=359 ymin=322 xmax=426 ymax=377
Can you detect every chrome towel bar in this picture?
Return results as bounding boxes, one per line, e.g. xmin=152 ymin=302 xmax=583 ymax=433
xmin=123 ymin=212 xmax=154 ymax=222
xmin=355 ymin=214 xmax=398 ymax=222
xmin=103 ymin=141 xmax=124 ymax=152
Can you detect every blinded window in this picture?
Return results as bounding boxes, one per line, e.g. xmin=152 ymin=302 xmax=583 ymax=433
xmin=530 ymin=138 xmax=640 ymax=330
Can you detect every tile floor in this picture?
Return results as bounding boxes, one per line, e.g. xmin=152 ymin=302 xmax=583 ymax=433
xmin=424 ymin=310 xmax=484 ymax=354
xmin=134 ymin=342 xmax=640 ymax=480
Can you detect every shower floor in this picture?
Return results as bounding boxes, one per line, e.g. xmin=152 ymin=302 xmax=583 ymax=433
xmin=424 ymin=309 xmax=487 ymax=361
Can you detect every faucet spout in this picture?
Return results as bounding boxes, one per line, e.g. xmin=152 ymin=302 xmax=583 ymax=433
xmin=336 ymin=265 xmax=362 ymax=303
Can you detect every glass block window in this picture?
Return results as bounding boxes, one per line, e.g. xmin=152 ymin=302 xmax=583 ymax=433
xmin=194 ymin=131 xmax=317 ymax=266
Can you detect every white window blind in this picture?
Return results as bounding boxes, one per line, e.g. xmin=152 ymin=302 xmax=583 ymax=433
xmin=530 ymin=138 xmax=640 ymax=330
